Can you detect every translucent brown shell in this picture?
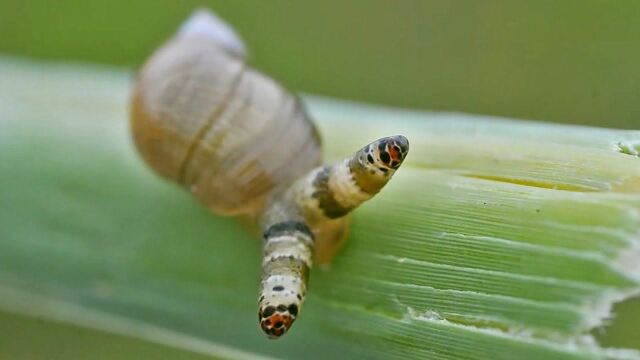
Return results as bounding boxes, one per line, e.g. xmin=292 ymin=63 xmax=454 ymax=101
xmin=130 ymin=30 xmax=322 ymax=215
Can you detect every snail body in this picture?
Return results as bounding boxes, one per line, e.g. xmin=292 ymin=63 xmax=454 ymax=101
xmin=130 ymin=9 xmax=408 ymax=339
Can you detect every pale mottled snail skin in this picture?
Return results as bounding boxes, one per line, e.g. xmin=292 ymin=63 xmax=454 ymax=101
xmin=129 ymin=9 xmax=409 ymax=339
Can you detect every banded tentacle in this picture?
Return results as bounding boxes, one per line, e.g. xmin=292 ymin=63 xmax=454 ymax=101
xmin=302 ymin=135 xmax=410 ymax=220
xmin=259 ymin=218 xmax=312 ymax=339
xmin=258 ymin=135 xmax=409 ymax=339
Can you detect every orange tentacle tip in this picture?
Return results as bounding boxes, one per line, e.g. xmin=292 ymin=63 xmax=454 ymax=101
xmin=377 ymin=135 xmax=409 ymax=169
xmin=387 ymin=136 xmax=409 ymax=161
xmin=259 ymin=303 xmax=299 ymax=339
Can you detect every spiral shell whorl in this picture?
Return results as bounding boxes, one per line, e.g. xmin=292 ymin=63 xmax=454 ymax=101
xmin=179 ymin=9 xmax=247 ymax=58
xmin=131 ymin=12 xmax=321 ymax=215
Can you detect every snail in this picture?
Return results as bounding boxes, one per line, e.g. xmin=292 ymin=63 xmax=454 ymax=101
xmin=129 ymin=9 xmax=409 ymax=339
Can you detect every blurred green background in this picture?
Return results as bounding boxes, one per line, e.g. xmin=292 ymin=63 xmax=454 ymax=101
xmin=1 ymin=0 xmax=638 ymax=129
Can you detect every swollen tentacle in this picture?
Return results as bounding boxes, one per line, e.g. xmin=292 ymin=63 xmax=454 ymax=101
xmin=258 ymin=135 xmax=409 ymax=339
xmin=258 ymin=216 xmax=312 ymax=339
xmin=298 ymin=135 xmax=410 ymax=220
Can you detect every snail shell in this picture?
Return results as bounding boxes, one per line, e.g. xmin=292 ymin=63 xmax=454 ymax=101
xmin=131 ymin=10 xmax=321 ymax=216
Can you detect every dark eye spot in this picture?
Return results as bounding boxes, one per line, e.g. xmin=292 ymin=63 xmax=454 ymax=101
xmin=288 ymin=304 xmax=299 ymax=316
xmin=272 ymin=285 xmax=284 ymax=291
xmin=262 ymin=306 xmax=276 ymax=317
xmin=277 ymin=304 xmax=288 ymax=312
xmin=296 ymin=294 xmax=302 ymax=300
xmin=275 ymin=321 xmax=283 ymax=328
xmin=367 ymin=154 xmax=374 ymax=164
xmin=379 ymin=151 xmax=391 ymax=163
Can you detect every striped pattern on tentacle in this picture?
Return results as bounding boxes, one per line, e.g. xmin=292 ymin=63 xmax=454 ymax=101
xmin=303 ymin=135 xmax=410 ymax=219
xmin=258 ymin=135 xmax=409 ymax=339
xmin=258 ymin=219 xmax=312 ymax=339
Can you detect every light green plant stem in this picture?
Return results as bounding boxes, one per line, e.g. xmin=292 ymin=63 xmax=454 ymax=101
xmin=0 ymin=56 xmax=639 ymax=359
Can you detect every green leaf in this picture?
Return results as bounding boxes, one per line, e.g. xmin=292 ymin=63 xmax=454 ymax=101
xmin=1 ymin=56 xmax=639 ymax=359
